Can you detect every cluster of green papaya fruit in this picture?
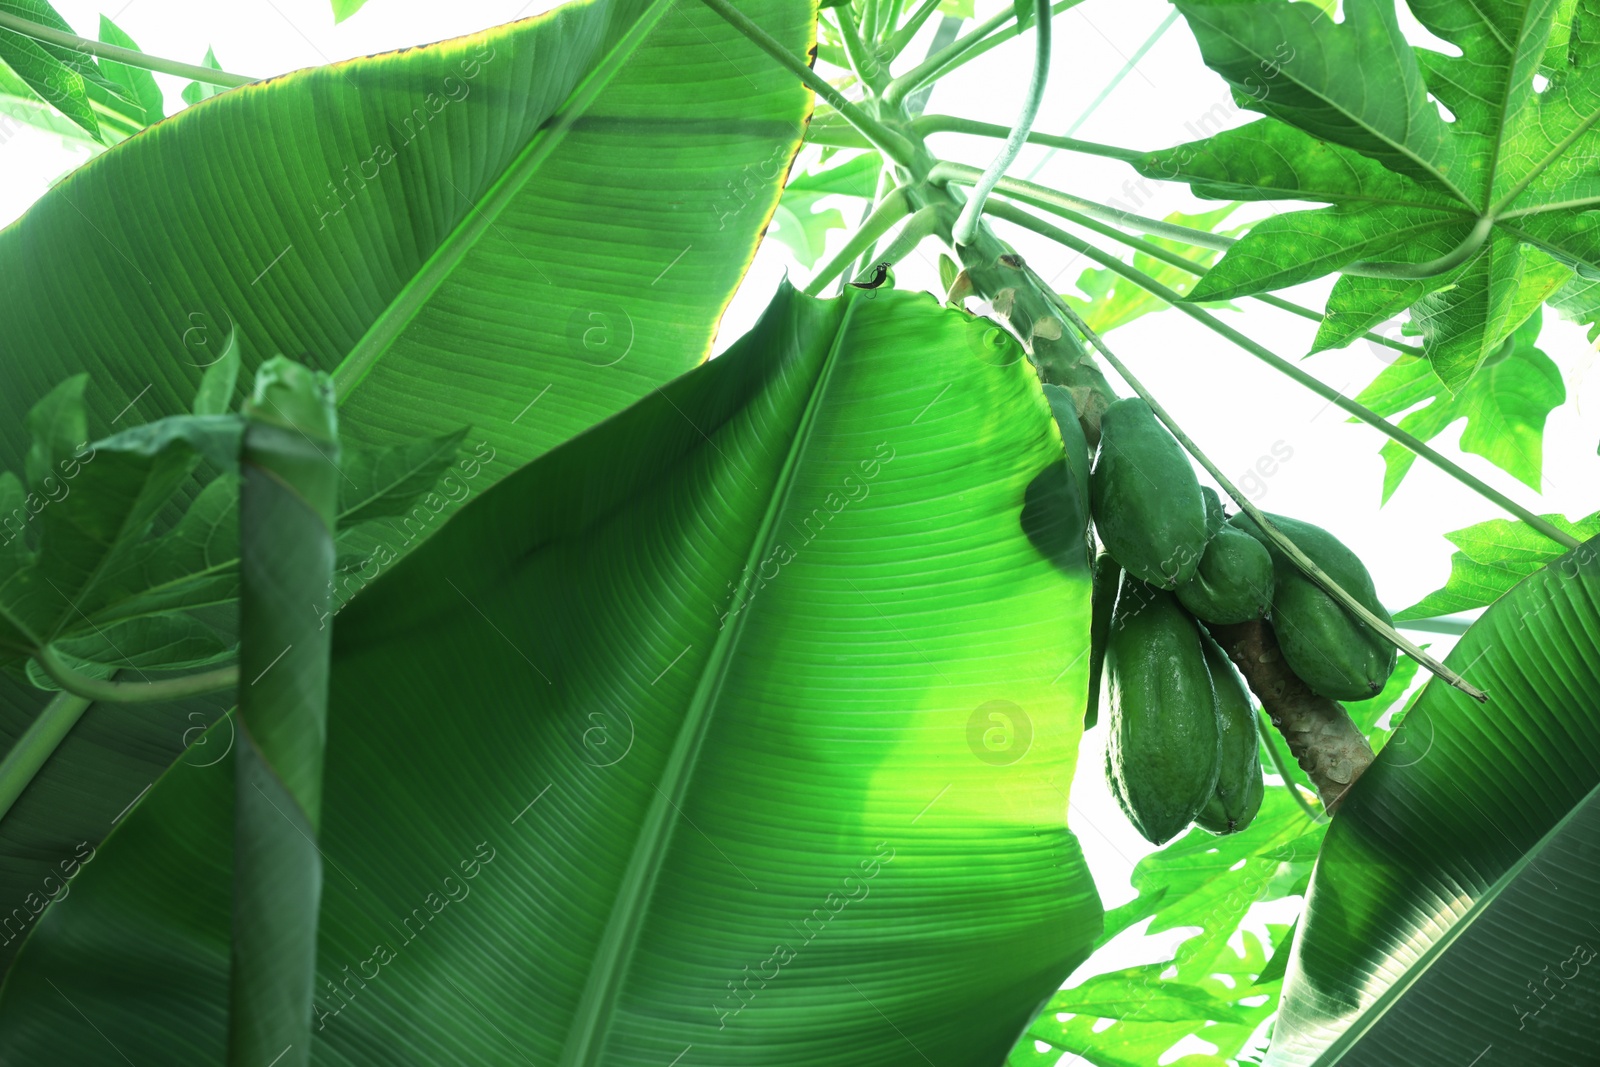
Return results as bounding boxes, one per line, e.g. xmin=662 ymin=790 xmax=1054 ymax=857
xmin=1054 ymin=391 xmax=1396 ymax=846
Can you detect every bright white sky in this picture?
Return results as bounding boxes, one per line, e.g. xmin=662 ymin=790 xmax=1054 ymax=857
xmin=4 ymin=0 xmax=1598 ymax=1054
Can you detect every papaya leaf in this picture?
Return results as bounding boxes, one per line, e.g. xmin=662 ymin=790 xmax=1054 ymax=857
xmin=1 ymin=414 xmax=242 ymax=657
xmin=1547 ymin=271 xmax=1600 ymax=341
xmin=95 ymin=15 xmax=162 ymax=126
xmin=0 ymin=285 xmax=1102 ymax=1066
xmin=336 ymin=428 xmax=467 ymax=528
xmin=331 ymin=0 xmax=370 ymax=23
xmin=46 ymin=612 xmax=233 ymax=677
xmin=0 ymin=62 xmax=103 ymax=143
xmin=771 ymin=152 xmax=883 ymax=269
xmin=1152 ymin=0 xmax=1600 ymax=389
xmin=0 ymin=0 xmax=100 ymax=141
xmin=770 ymin=193 xmax=847 ymax=269
xmin=1012 ymin=929 xmax=1285 ymax=1067
xmin=179 ymin=47 xmax=222 ymax=107
xmin=1352 ymin=309 xmax=1565 ymax=501
xmin=1396 ymin=508 xmax=1600 ymax=619
xmin=1270 ymin=535 xmax=1600 ymax=1066
xmin=1063 ymin=204 xmax=1239 ymax=336
xmin=84 ymin=473 xmax=239 ymax=631
xmin=1015 ymin=791 xmax=1322 ymax=1066
xmin=23 ymin=374 xmax=87 ymax=493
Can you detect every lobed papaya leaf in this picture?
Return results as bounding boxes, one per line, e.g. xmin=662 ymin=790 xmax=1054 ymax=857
xmin=1152 ymin=0 xmax=1600 ymax=389
xmin=1397 ymin=507 xmax=1600 ymax=619
xmin=1352 ymin=309 xmax=1565 ymax=502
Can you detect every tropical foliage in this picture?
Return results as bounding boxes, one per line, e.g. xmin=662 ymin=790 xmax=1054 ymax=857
xmin=0 ymin=0 xmax=1593 ymax=1065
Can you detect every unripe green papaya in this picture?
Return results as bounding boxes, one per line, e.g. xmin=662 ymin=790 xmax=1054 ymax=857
xmin=1195 ymin=636 xmax=1264 ymax=835
xmin=1090 ymin=399 xmax=1208 ymax=589
xmin=1176 ymin=524 xmax=1274 ymax=624
xmin=1202 ymin=486 xmax=1225 ymax=541
xmin=1044 ymin=384 xmax=1091 ymax=523
xmin=1229 ymin=512 xmax=1397 ymax=700
xmin=1104 ymin=581 xmax=1221 ymax=845
xmin=1083 ymin=552 xmax=1121 ymax=730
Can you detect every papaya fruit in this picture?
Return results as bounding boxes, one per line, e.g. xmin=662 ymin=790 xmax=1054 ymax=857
xmin=1044 ymin=384 xmax=1091 ymax=523
xmin=1176 ymin=524 xmax=1274 ymax=624
xmin=1229 ymin=512 xmax=1397 ymax=700
xmin=1104 ymin=580 xmax=1221 ymax=845
xmin=1195 ymin=636 xmax=1264 ymax=835
xmin=1083 ymin=551 xmax=1121 ymax=730
xmin=1202 ymin=486 xmax=1225 ymax=541
xmin=1089 ymin=398 xmax=1208 ymax=589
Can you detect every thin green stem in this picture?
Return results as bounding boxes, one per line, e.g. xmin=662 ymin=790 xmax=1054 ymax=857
xmin=935 ymin=161 xmax=1233 ymax=248
xmin=917 ymin=114 xmax=1149 ymax=162
xmin=36 ymin=646 xmax=239 ymax=704
xmin=806 ymin=188 xmax=911 ymax=295
xmin=1343 ymin=213 xmax=1494 ymax=280
xmin=885 ymin=0 xmax=1081 ymax=105
xmin=865 ymin=0 xmax=882 ymax=41
xmin=696 ymin=0 xmax=916 ymax=168
xmin=1025 ymin=9 xmax=1178 ymax=180
xmin=0 ymin=690 xmax=93 ymax=825
xmin=1257 ymin=713 xmax=1325 ymax=823
xmin=1397 ymin=616 xmax=1474 ymax=635
xmin=1050 ymin=290 xmax=1487 ymax=700
xmin=1010 ymin=193 xmax=1423 ymax=357
xmin=952 ymin=0 xmax=1050 ymax=246
xmin=931 ymin=126 xmax=1485 ymax=279
xmin=881 ymin=0 xmax=906 ymax=39
xmin=836 ymin=5 xmax=890 ymax=94
xmin=885 ymin=0 xmax=943 ymax=58
xmin=982 ymin=199 xmax=1582 ymax=553
xmin=0 ymin=11 xmax=255 ymax=86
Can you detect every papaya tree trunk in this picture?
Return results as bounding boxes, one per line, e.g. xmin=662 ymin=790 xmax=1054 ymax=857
xmin=1210 ymin=618 xmax=1374 ymax=811
xmin=229 ymin=359 xmax=340 ymax=1067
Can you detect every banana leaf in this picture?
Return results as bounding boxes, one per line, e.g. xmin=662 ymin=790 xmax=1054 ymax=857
xmin=0 ymin=0 xmax=813 ymax=976
xmin=1268 ymin=536 xmax=1600 ymax=1065
xmin=0 ymin=285 xmax=1103 ymax=1064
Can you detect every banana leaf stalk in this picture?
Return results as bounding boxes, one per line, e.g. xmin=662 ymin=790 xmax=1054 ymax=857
xmin=229 ymin=358 xmax=339 ymax=1067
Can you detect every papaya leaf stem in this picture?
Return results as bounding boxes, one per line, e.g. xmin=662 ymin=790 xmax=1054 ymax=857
xmin=1021 ymin=10 xmax=1179 ymax=180
xmin=884 ymin=0 xmax=943 ymax=59
xmin=0 ymin=11 xmax=255 ymax=86
xmin=1048 ymin=294 xmax=1489 ymax=702
xmin=803 ymin=187 xmax=912 ymax=295
xmin=951 ymin=0 xmax=1051 ymax=247
xmin=999 ymin=189 xmax=1424 ymax=357
xmin=1341 ymin=213 xmax=1495 ymax=280
xmin=982 ymin=199 xmax=1582 ymax=553
xmin=884 ymin=0 xmax=1081 ymax=105
xmin=1256 ymin=711 xmax=1326 ymax=824
xmin=696 ymin=0 xmax=917 ymax=168
xmin=936 ymin=161 xmax=1235 ymax=249
xmin=915 ymin=113 xmax=1149 ymax=162
xmin=0 ymin=690 xmax=93 ymax=825
xmin=35 ymin=646 xmax=239 ymax=704
xmin=835 ymin=5 xmax=890 ymax=95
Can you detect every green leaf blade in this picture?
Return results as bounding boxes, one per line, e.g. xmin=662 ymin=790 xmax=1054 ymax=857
xmin=0 ymin=286 xmax=1103 ymax=1064
xmin=1269 ymin=534 xmax=1600 ymax=1065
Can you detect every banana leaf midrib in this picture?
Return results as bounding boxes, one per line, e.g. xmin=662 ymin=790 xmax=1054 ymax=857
xmin=1306 ymin=775 xmax=1600 ymax=1067
xmin=558 ymin=293 xmax=858 ymax=1066
xmin=328 ymin=0 xmax=680 ymax=402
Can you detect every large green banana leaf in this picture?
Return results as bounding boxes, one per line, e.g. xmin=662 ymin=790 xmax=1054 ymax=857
xmin=1266 ymin=536 xmax=1600 ymax=1065
xmin=0 ymin=286 xmax=1103 ymax=1064
xmin=0 ymin=0 xmax=812 ymax=973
